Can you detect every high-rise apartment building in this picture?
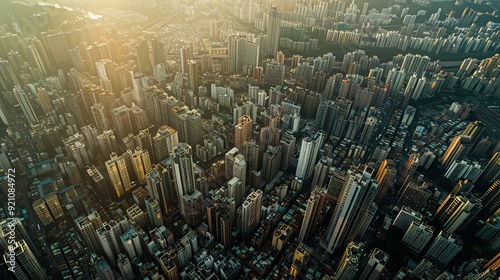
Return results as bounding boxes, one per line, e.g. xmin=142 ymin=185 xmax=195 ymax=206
xmin=3 ymin=240 xmax=46 ymax=280
xmin=171 ymin=143 xmax=203 ymax=227
xmin=322 ymin=166 xmax=378 ymax=253
xmin=241 ymin=189 xmax=263 ymax=240
xmin=296 ymin=131 xmax=326 ymax=180
xmin=152 ymin=125 xmax=179 ymax=162
xmin=234 ymin=115 xmax=253 ymax=152
xmin=105 ymin=152 xmax=132 ymax=198
xmin=298 ymin=187 xmax=327 ymax=242
xmin=128 ymin=147 xmax=152 ymax=184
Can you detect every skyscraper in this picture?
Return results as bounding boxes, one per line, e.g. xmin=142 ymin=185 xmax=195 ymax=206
xmin=374 ymin=159 xmax=397 ymax=203
xmin=441 ymin=135 xmax=473 ymax=170
xmin=289 ymin=243 xmax=313 ymax=278
xmin=111 ymin=105 xmax=133 ymax=139
xmin=262 ymin=146 xmax=282 ymax=182
xmin=241 ymin=189 xmax=263 ymax=240
xmin=322 ymin=166 xmax=378 ymax=253
xmin=425 ymin=231 xmax=463 ymax=267
xmin=105 ymin=152 xmax=132 ymax=198
xmin=136 ymin=40 xmax=151 ymax=75
xmin=402 ymin=222 xmax=434 ymax=254
xmin=3 ymin=240 xmax=46 ymax=280
xmin=335 ymin=242 xmax=365 ymax=280
xmin=296 ymin=131 xmax=326 ymax=180
xmin=152 ymin=125 xmax=179 ymax=162
xmin=234 ymin=115 xmax=253 ymax=152
xmin=435 ymin=195 xmax=481 ymax=233
xmin=358 ymin=248 xmax=389 ymax=280
xmin=13 ymin=85 xmax=38 ymax=125
xmin=266 ymin=7 xmax=281 ymax=55
xmin=171 ymin=143 xmax=203 ymax=227
xmin=77 ymin=211 xmax=104 ymax=254
xmin=298 ymin=187 xmax=327 ymax=242
xmin=398 ymin=153 xmax=420 ymax=184
xmin=128 ymin=147 xmax=152 ymax=184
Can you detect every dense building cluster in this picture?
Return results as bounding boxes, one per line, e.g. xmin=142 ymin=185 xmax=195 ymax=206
xmin=0 ymin=0 xmax=500 ymax=279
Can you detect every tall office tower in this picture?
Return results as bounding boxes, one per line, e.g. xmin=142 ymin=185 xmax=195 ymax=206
xmin=90 ymin=102 xmax=109 ymax=133
xmin=13 ymin=85 xmax=38 ymax=126
xmin=44 ymin=192 xmax=65 ymax=221
xmin=358 ymin=248 xmax=389 ymax=280
xmin=86 ymin=165 xmax=113 ymax=202
xmin=106 ymin=152 xmax=132 ymax=198
xmin=402 ymin=222 xmax=434 ymax=254
xmin=145 ymin=197 xmax=163 ymax=227
xmin=241 ymin=189 xmax=263 ymax=239
xmin=179 ymin=44 xmax=192 ymax=74
xmin=180 ymin=109 xmax=203 ymax=148
xmin=228 ymin=177 xmax=244 ymax=209
xmin=131 ymin=72 xmax=148 ymax=107
xmin=463 ymin=120 xmax=485 ymax=146
xmin=480 ymin=180 xmax=500 ymax=217
xmin=0 ymin=59 xmax=18 ymax=90
xmin=425 ymin=231 xmax=463 ymax=267
xmin=335 ymin=242 xmax=365 ymax=280
xmin=480 ymin=152 xmax=500 ymax=184
xmin=259 ymin=126 xmax=281 ymax=154
xmin=77 ymin=211 xmax=104 ymax=254
xmin=32 ymin=198 xmax=55 ymax=226
xmin=470 ymin=137 xmax=491 ymax=158
xmin=296 ymin=131 xmax=326 ymax=180
xmin=327 ymin=168 xmax=348 ymax=200
xmin=393 ymin=206 xmax=423 ymax=231
xmin=153 ymin=125 xmax=179 ymax=162
xmin=280 ymin=132 xmax=296 ymax=170
xmin=396 ymin=178 xmax=432 ymax=211
xmin=233 ymin=153 xmax=247 ymax=189
xmin=374 ymin=159 xmax=397 ymax=203
xmin=245 ymin=139 xmax=260 ymax=175
xmin=3 ymin=240 xmax=46 ymax=280
xmin=298 ymin=187 xmax=327 ymax=242
xmin=146 ymin=166 xmax=170 ymax=216
xmin=311 ymin=156 xmax=333 ymax=189
xmin=450 ymin=178 xmax=475 ymax=197
xmin=225 ymin=148 xmax=239 ymax=181
xmin=187 ymin=60 xmax=199 ymax=94
xmin=171 ymin=143 xmax=203 ymax=227
xmin=207 ymin=189 xmax=235 ymax=248
xmin=435 ymin=195 xmax=482 ymax=233
xmin=136 ymin=40 xmax=151 ymax=75
xmin=399 ymin=153 xmax=420 ymax=184
xmin=152 ymin=38 xmax=165 ymax=66
xmin=0 ymin=219 xmax=33 ymax=253
xmin=262 ymin=146 xmax=282 ymax=182
xmin=441 ymin=135 xmax=474 ymax=170
xmin=128 ymin=147 xmax=152 ymax=184
xmin=234 ymin=115 xmax=253 ymax=152
xmin=289 ymin=243 xmax=313 ymax=278
xmin=129 ymin=103 xmax=149 ymax=134
xmin=111 ymin=105 xmax=133 ymax=139
xmin=322 ymin=166 xmax=379 ymax=253
xmin=266 ymin=7 xmax=281 ymax=55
